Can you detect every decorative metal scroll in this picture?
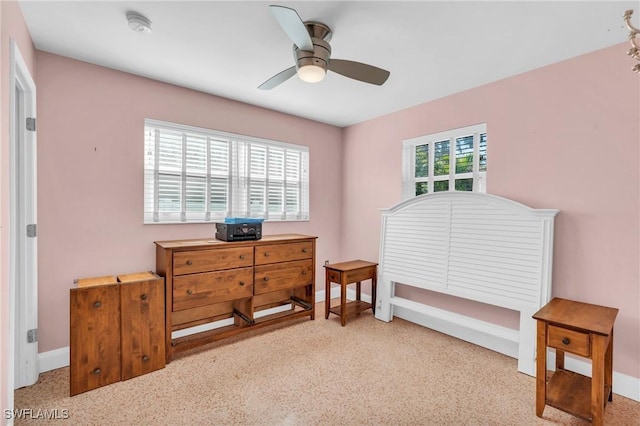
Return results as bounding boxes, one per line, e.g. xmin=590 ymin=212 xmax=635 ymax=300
xmin=624 ymin=10 xmax=640 ymax=73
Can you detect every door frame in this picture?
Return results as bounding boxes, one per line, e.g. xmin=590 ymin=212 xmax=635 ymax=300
xmin=8 ymin=38 xmax=39 ymax=397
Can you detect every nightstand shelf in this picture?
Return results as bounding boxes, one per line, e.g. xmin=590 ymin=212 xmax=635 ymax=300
xmin=328 ymin=300 xmax=372 ymax=318
xmin=545 ymin=369 xmax=607 ymax=421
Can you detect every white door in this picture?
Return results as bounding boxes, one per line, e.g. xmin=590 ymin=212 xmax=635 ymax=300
xmin=9 ymin=39 xmax=39 ymax=393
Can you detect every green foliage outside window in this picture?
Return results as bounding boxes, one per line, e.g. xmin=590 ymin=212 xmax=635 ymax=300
xmin=410 ymin=130 xmax=486 ymax=196
xmin=415 ymin=144 xmax=429 ymax=178
xmin=434 ymin=141 xmax=449 ymax=176
xmin=455 ymin=178 xmax=473 ymax=191
xmin=416 ymin=182 xmax=428 ymax=195
xmin=434 ymin=181 xmax=449 ymax=192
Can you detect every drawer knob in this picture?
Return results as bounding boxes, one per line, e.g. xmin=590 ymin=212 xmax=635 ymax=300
xmin=239 ymin=255 xmax=245 ymax=260
xmin=239 ymin=281 xmax=245 ymax=286
xmin=186 ymin=260 xmax=192 ymax=265
xmin=301 ymin=270 xmax=307 ymax=275
xmin=302 ymin=248 xmax=308 ymax=253
xmin=562 ymin=337 xmax=570 ymax=345
xmin=93 ymin=368 xmax=101 ymax=375
xmin=264 ymin=252 xmax=270 ymax=257
xmin=263 ymin=277 xmax=269 ymax=281
xmin=187 ymin=289 xmax=193 ymax=295
xmin=93 ymin=301 xmax=102 ymax=308
xmin=140 ymin=294 xmax=148 ymax=301
xmin=142 ymin=355 xmax=149 ymax=362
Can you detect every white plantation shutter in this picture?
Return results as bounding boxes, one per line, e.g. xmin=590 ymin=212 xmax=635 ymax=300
xmin=268 ymin=148 xmax=284 ymax=217
xmin=249 ymin=144 xmax=266 ymax=216
xmin=286 ymin=150 xmax=302 ymax=214
xmin=209 ymin=138 xmax=230 ymax=219
xmin=144 ymin=119 xmax=309 ymax=224
xmin=402 ymin=123 xmax=487 ymax=199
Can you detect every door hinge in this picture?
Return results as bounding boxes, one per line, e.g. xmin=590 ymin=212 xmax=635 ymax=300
xmin=27 ymin=329 xmax=38 ymax=343
xmin=26 ymin=224 xmax=37 ymax=238
xmin=26 ymin=117 xmax=36 ymax=132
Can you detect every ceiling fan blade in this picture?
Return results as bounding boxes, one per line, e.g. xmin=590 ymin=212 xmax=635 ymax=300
xmin=328 ymin=59 xmax=390 ymax=86
xmin=258 ymin=66 xmax=297 ymax=90
xmin=269 ymin=5 xmax=314 ymax=51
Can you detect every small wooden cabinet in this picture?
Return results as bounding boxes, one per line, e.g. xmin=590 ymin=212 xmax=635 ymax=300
xmin=156 ymin=234 xmax=317 ymax=362
xmin=70 ymin=276 xmax=121 ymax=395
xmin=70 ymin=272 xmax=165 ymax=396
xmin=533 ymin=298 xmax=618 ymax=425
xmin=118 ymin=272 xmax=166 ymax=381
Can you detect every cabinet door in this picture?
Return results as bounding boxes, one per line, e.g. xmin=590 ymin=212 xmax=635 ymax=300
xmin=70 ymin=284 xmax=121 ymax=396
xmin=120 ymin=278 xmax=166 ymax=381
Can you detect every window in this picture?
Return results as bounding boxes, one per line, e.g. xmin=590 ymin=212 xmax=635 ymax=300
xmin=402 ymin=123 xmax=487 ymax=199
xmin=144 ymin=119 xmax=309 ymax=223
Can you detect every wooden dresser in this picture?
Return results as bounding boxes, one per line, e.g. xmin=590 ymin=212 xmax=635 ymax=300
xmin=155 ymin=234 xmax=317 ymax=362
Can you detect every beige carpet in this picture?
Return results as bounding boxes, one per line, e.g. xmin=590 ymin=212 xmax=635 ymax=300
xmin=14 ymin=302 xmax=640 ymax=425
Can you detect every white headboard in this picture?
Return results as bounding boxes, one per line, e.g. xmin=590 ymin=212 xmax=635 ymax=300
xmin=375 ymin=192 xmax=558 ymax=375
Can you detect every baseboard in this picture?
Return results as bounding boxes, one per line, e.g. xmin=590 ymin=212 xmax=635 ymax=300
xmin=389 ymin=302 xmax=640 ymax=402
xmin=38 ymin=291 xmax=639 ymax=402
xmin=38 ymin=347 xmax=68 ymax=373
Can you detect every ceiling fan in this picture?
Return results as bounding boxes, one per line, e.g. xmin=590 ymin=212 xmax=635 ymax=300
xmin=258 ymin=5 xmax=391 ymax=90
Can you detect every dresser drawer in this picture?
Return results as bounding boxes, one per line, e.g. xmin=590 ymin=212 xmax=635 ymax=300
xmin=173 ymin=247 xmax=253 ymax=275
xmin=173 ymin=267 xmax=253 ymax=311
xmin=547 ymin=324 xmax=590 ymax=357
xmin=254 ymin=241 xmax=313 ymax=265
xmin=254 ymin=259 xmax=313 ymax=295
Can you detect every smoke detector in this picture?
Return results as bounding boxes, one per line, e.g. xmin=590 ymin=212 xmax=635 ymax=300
xmin=127 ymin=12 xmax=152 ymax=34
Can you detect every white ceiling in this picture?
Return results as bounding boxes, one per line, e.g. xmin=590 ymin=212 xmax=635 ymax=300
xmin=19 ymin=1 xmax=636 ymax=127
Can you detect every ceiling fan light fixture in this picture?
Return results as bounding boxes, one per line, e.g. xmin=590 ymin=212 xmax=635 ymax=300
xmin=127 ymin=11 xmax=152 ymax=34
xmin=297 ymin=64 xmax=326 ymax=83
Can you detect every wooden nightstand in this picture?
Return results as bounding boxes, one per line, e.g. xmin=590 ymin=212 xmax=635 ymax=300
xmin=532 ymin=298 xmax=618 ymax=426
xmin=324 ymin=260 xmax=377 ymax=326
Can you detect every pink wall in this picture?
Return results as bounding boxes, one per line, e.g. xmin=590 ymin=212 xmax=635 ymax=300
xmin=35 ymin=52 xmax=344 ymax=352
xmin=341 ymin=43 xmax=640 ymax=379
xmin=6 ymin=8 xmax=639 ymax=401
xmin=1 ymin=0 xmax=36 ymax=415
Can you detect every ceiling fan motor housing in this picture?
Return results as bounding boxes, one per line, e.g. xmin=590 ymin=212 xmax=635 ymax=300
xmin=294 ymin=38 xmax=331 ymax=71
xmin=293 ymin=22 xmax=332 ymax=72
